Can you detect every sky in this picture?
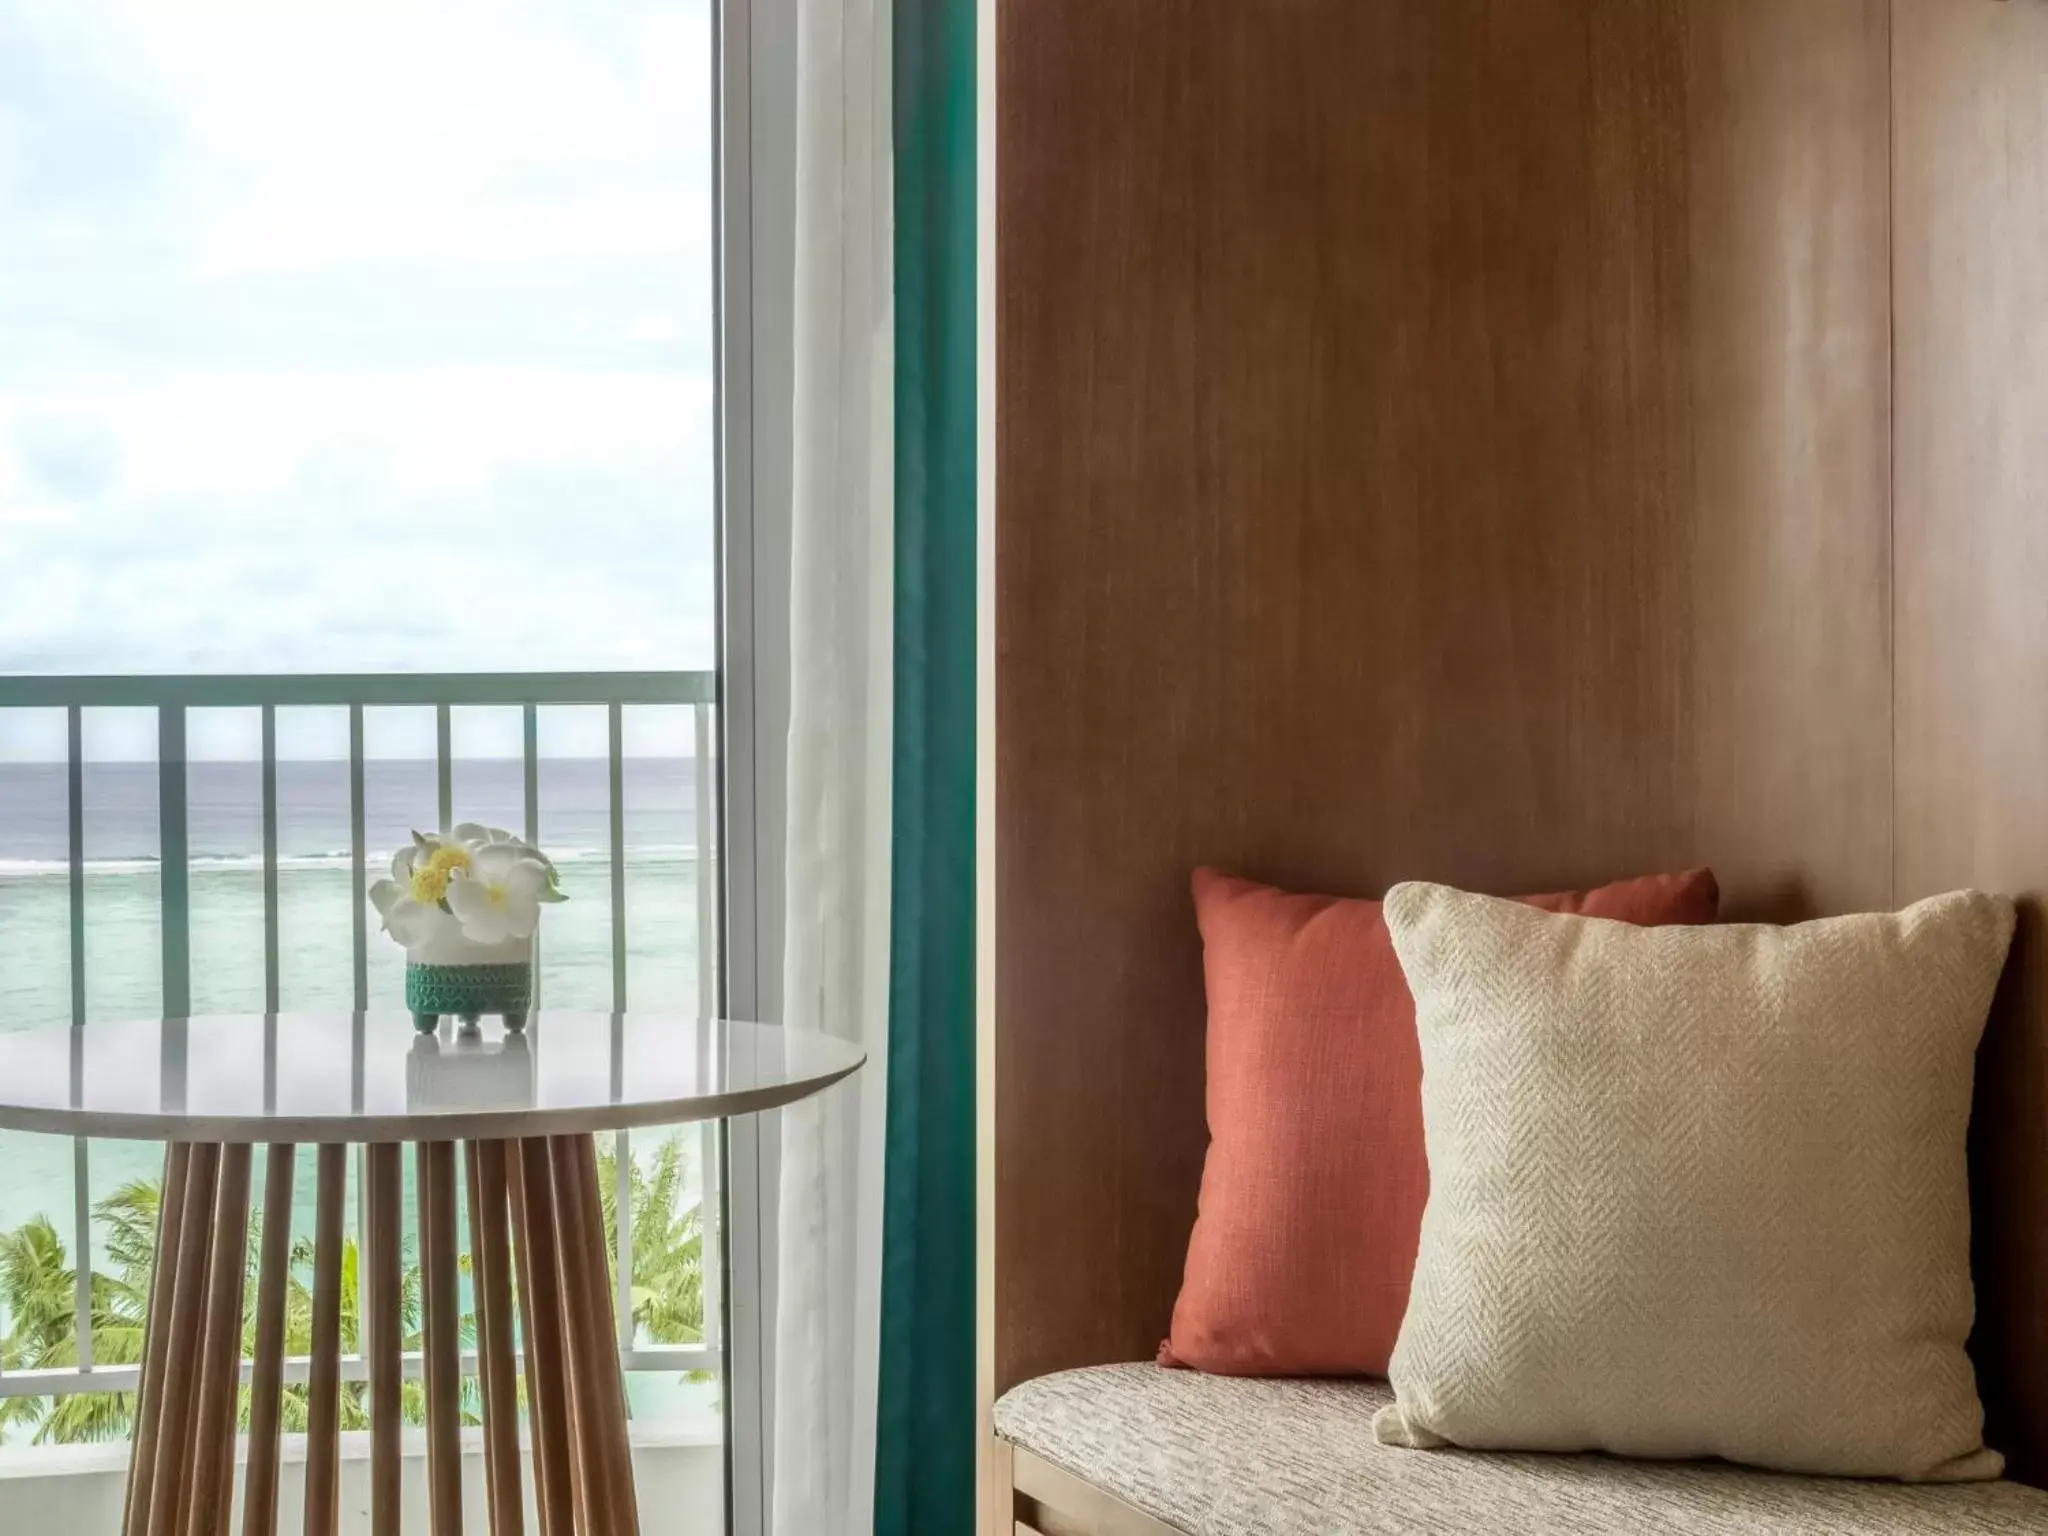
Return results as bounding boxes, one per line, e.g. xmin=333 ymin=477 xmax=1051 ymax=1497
xmin=0 ymin=0 xmax=715 ymax=760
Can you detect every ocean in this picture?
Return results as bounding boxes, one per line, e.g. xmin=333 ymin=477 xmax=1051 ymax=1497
xmin=0 ymin=757 xmax=716 ymax=1428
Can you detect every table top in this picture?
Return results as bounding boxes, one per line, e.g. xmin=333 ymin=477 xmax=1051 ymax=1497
xmin=0 ymin=1013 xmax=863 ymax=1143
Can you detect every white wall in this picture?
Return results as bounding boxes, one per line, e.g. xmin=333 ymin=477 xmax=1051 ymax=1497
xmin=0 ymin=1431 xmax=721 ymax=1535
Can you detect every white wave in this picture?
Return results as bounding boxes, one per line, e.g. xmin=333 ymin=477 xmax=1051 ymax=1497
xmin=0 ymin=844 xmax=704 ymax=878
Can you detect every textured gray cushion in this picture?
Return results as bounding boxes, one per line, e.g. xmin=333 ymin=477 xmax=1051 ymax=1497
xmin=994 ymin=1364 xmax=2048 ymax=1535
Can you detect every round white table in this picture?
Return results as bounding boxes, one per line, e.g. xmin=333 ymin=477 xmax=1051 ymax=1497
xmin=0 ymin=1013 xmax=862 ymax=1536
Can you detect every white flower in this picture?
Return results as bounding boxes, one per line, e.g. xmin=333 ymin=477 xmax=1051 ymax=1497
xmin=367 ymin=825 xmax=564 ymax=951
xmin=370 ymin=884 xmax=450 ymax=949
xmin=445 ymin=842 xmax=550 ymax=945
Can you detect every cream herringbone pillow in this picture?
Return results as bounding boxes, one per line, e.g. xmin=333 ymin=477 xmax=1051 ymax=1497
xmin=1377 ymin=883 xmax=2014 ymax=1482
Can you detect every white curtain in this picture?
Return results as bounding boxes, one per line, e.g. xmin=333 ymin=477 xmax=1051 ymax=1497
xmin=773 ymin=0 xmax=894 ymax=1532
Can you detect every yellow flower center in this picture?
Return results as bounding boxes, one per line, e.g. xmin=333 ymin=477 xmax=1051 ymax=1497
xmin=408 ymin=844 xmax=471 ymax=904
xmin=484 ymin=884 xmax=508 ymax=910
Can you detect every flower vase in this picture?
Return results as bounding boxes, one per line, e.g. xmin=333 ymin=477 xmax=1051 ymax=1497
xmin=371 ymin=824 xmax=562 ymax=1035
xmin=403 ymin=926 xmax=533 ymax=1035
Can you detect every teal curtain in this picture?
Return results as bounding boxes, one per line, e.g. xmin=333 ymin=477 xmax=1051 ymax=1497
xmin=873 ymin=0 xmax=977 ymax=1531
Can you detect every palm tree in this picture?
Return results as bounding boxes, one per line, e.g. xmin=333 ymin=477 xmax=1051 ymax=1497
xmin=595 ymin=1135 xmax=708 ymax=1350
xmin=0 ymin=1215 xmax=142 ymax=1442
xmin=0 ymin=1139 xmax=709 ymax=1443
xmin=0 ymin=1185 xmax=157 ymax=1444
xmin=0 ymin=1178 xmax=443 ymax=1444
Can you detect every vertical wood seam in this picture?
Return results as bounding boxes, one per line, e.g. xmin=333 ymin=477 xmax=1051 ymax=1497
xmin=1886 ymin=0 xmax=1900 ymax=913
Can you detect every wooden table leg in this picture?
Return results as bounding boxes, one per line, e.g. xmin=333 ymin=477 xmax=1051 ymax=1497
xmin=365 ymin=1141 xmax=404 ymax=1536
xmin=146 ymin=1143 xmax=220 ymax=1536
xmin=186 ymin=1143 xmax=253 ymax=1536
xmin=122 ymin=1131 xmax=647 ymax=1536
xmin=556 ymin=1134 xmax=639 ymax=1536
xmin=420 ymin=1140 xmax=464 ymax=1535
xmin=303 ymin=1144 xmax=347 ymax=1536
xmin=512 ymin=1135 xmax=578 ymax=1535
xmin=469 ymin=1140 xmax=526 ymax=1536
xmin=243 ymin=1145 xmax=296 ymax=1536
xmin=508 ymin=1133 xmax=642 ymax=1536
xmin=551 ymin=1136 xmax=616 ymax=1536
xmin=121 ymin=1143 xmax=258 ymax=1536
xmin=123 ymin=1144 xmax=189 ymax=1536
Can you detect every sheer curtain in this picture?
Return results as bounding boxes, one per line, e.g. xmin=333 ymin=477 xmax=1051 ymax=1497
xmin=773 ymin=0 xmax=894 ymax=1532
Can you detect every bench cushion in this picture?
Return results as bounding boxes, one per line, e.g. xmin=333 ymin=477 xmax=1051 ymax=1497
xmin=994 ymin=1364 xmax=2048 ymax=1535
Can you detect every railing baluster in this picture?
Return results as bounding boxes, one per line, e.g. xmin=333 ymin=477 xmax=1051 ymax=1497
xmin=0 ymin=671 xmax=723 ymax=1409
xmin=67 ymin=705 xmax=90 ymax=1375
xmin=0 ymin=672 xmax=712 ymax=709
xmin=694 ymin=702 xmax=716 ymax=1021
xmin=522 ymin=704 xmax=540 ymax=844
xmin=436 ymin=701 xmax=453 ymax=831
xmin=616 ymin=1127 xmax=634 ymax=1354
xmin=67 ymin=705 xmax=85 ymax=1026
xmin=525 ymin=703 xmax=541 ymax=1011
xmin=353 ymin=1014 xmax=370 ymax=1368
xmin=350 ymin=704 xmax=367 ymax=1012
xmin=262 ymin=704 xmax=280 ymax=1014
xmin=698 ymin=1114 xmax=720 ymax=1364
xmin=609 ymin=1013 xmax=634 ymax=1354
xmin=693 ymin=702 xmax=721 ymax=1349
xmin=609 ymin=700 xmax=627 ymax=1013
xmin=159 ymin=705 xmax=190 ymax=1019
xmin=0 ymin=1344 xmax=720 ymax=1400
xmin=72 ymin=1137 xmax=92 ymax=1372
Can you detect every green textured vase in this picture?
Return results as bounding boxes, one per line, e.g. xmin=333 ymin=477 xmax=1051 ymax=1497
xmin=405 ymin=961 xmax=532 ymax=1034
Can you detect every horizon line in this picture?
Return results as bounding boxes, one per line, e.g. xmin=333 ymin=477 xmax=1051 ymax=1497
xmin=0 ymin=754 xmax=705 ymax=767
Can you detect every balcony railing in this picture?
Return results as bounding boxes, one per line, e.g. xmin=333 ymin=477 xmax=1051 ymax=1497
xmin=0 ymin=671 xmax=722 ymax=1418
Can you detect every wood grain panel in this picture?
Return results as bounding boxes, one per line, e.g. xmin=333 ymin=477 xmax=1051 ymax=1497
xmin=1684 ymin=0 xmax=1893 ymax=922
xmin=992 ymin=0 xmax=1892 ymax=1397
xmin=1893 ymin=0 xmax=2048 ymax=1484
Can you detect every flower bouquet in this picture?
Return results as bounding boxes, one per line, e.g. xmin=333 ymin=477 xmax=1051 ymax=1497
xmin=368 ymin=824 xmax=565 ymax=1034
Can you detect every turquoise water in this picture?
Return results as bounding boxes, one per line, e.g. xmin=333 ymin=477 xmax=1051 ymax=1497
xmin=0 ymin=759 xmax=719 ymax=1434
xmin=0 ymin=855 xmax=711 ymax=1233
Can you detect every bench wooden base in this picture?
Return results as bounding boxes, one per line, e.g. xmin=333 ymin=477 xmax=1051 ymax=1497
xmin=990 ymin=1434 xmax=1184 ymax=1536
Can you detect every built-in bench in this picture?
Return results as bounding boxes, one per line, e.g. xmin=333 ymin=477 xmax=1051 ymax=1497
xmin=993 ymin=1365 xmax=2048 ymax=1536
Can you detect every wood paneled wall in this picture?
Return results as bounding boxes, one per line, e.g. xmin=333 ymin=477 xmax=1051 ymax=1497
xmin=1894 ymin=0 xmax=2048 ymax=1485
xmin=990 ymin=0 xmax=2048 ymax=1490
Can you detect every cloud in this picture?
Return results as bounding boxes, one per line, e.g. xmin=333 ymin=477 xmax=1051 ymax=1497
xmin=0 ymin=0 xmax=720 ymax=756
xmin=14 ymin=417 xmax=119 ymax=501
xmin=0 ymin=1 xmax=172 ymax=212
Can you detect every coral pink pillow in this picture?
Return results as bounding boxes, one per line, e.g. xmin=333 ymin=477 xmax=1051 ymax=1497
xmin=1162 ymin=865 xmax=1720 ymax=1378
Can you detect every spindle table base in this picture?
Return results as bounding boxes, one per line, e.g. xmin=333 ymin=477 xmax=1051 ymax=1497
xmin=122 ymin=1133 xmax=638 ymax=1536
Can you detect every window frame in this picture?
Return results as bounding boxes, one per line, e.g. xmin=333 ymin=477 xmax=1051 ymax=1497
xmin=715 ymin=0 xmax=798 ymax=1531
